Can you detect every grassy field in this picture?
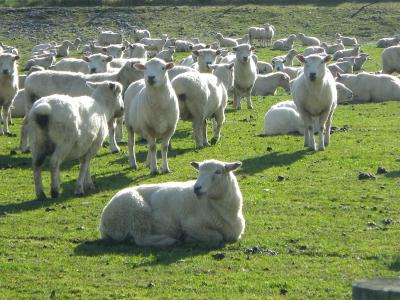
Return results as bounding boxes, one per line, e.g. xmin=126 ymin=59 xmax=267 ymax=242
xmin=1 ymin=2 xmax=400 ymax=299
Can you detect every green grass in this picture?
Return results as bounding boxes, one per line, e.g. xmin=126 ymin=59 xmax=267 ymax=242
xmin=1 ymin=3 xmax=400 ymax=299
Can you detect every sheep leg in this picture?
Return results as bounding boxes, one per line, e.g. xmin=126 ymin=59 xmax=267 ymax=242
xmin=49 ymin=156 xmax=62 ymax=198
xmin=324 ymin=109 xmax=335 ymax=147
xmin=147 ymin=137 xmax=159 ymax=175
xmin=160 ymin=137 xmax=171 ymax=174
xmin=1 ymin=104 xmax=10 ymax=135
xmin=84 ymin=167 xmax=95 ymax=191
xmin=107 ymin=118 xmax=120 ymax=154
xmin=202 ymin=120 xmax=209 ymax=147
xmin=302 ymin=114 xmax=316 ymax=150
xmin=318 ymin=109 xmax=331 ymax=151
xmin=127 ymin=128 xmax=138 ymax=169
xmin=193 ymin=120 xmax=204 ymax=149
xmin=246 ymin=93 xmax=253 ymax=109
xmin=20 ymin=116 xmax=30 ymax=152
xmin=33 ymin=166 xmax=46 ymax=200
xmin=74 ymin=156 xmax=90 ymax=196
xmin=184 ymin=222 xmax=224 ymax=245
xmin=211 ymin=110 xmax=224 ymax=145
xmin=115 ymin=117 xmax=123 ymax=143
xmin=135 ymin=234 xmax=177 ymax=247
xmin=234 ymin=90 xmax=242 ymax=110
xmin=7 ymin=109 xmax=13 ymax=125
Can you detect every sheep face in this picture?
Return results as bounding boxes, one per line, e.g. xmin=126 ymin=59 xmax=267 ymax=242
xmin=297 ymin=54 xmax=331 ymax=82
xmin=192 ymin=49 xmax=221 ymax=72
xmin=279 ymin=73 xmax=291 ymax=93
xmin=0 ymin=53 xmax=18 ymax=76
xmin=233 ymin=44 xmax=255 ymax=63
xmin=134 ymin=58 xmax=174 ymax=87
xmin=191 ymin=160 xmax=241 ymax=199
xmin=83 ymin=53 xmax=112 ymax=74
xmin=272 ymin=59 xmax=285 ymax=72
xmin=102 ymin=46 xmax=126 ymax=58
xmin=87 ymin=81 xmax=124 ymax=118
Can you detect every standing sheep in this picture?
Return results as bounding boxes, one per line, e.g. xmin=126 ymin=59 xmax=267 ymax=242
xmin=248 ymin=24 xmax=275 ymax=47
xmin=99 ymin=160 xmax=245 ymax=246
xmin=28 ymin=81 xmax=124 ymax=199
xmin=292 ymin=54 xmax=337 ymax=151
xmin=124 ymin=58 xmax=179 ymax=174
xmin=233 ymin=44 xmax=257 ymax=109
xmin=382 ymin=45 xmax=400 ymax=74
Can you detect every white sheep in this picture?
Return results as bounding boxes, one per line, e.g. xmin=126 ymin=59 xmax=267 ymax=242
xmin=18 ymin=65 xmax=45 ymax=89
xmin=53 ymin=53 xmax=113 ymax=74
xmin=336 ymin=72 xmax=400 ymax=102
xmin=102 ymin=44 xmax=125 ymax=58
xmin=337 ymin=53 xmax=369 ymax=71
xmin=336 ymin=82 xmax=353 ymax=103
xmin=272 ymin=34 xmax=297 ymax=51
xmin=236 ymin=34 xmax=250 ymax=44
xmin=377 ymin=36 xmax=400 ymax=48
xmin=297 ymin=33 xmax=321 ymax=46
xmin=329 ymin=61 xmax=353 ymax=74
xmin=139 ymin=37 xmax=167 ymax=52
xmin=192 ymin=48 xmax=221 ymax=73
xmin=99 ymin=159 xmax=245 ymax=246
xmin=156 ymin=46 xmax=176 ymax=62
xmin=28 ymin=81 xmax=124 ymax=199
xmin=179 ymin=54 xmax=197 ymax=67
xmin=0 ymin=53 xmax=19 ymax=135
xmin=382 ymin=45 xmax=400 ymax=74
xmin=171 ymin=71 xmax=227 ymax=148
xmin=23 ymin=54 xmax=55 ymax=71
xmin=125 ymin=58 xmax=178 ymax=174
xmin=335 ymin=33 xmax=358 ymax=46
xmin=251 ymin=72 xmax=291 ymax=96
xmin=303 ymin=46 xmax=326 ymax=56
xmin=191 ymin=43 xmax=208 ymax=51
xmin=332 ymin=45 xmax=360 ymax=61
xmin=98 ymin=31 xmax=122 ymax=46
xmin=321 ymin=40 xmax=345 ymax=54
xmin=132 ymin=28 xmax=150 ymax=42
xmin=248 ymin=23 xmax=275 ymax=47
xmin=69 ymin=38 xmax=81 ymax=51
xmin=209 ymin=63 xmax=234 ymax=95
xmin=216 ymin=33 xmax=238 ymax=47
xmin=292 ymin=54 xmax=337 ymax=151
xmin=327 ymin=64 xmax=345 ymax=77
xmin=122 ymin=43 xmax=147 ymax=60
xmin=175 ymin=40 xmax=194 ymax=52
xmin=167 ymin=65 xmax=198 ymax=81
xmin=257 ymin=61 xmax=273 ymax=74
xmin=31 ymin=42 xmax=57 ymax=54
xmin=272 ymin=58 xmax=301 ymax=80
xmin=233 ymin=44 xmax=257 ymax=109
xmin=55 ymin=41 xmax=70 ymax=58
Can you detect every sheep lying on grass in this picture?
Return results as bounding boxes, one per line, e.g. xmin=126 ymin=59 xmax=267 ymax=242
xmin=99 ymin=159 xmax=245 ymax=247
xmin=28 ymin=81 xmax=124 ymax=199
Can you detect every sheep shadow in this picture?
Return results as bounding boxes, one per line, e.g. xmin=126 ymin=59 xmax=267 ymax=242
xmin=0 ymin=154 xmax=31 ymax=169
xmin=388 ymin=256 xmax=400 ymax=271
xmin=73 ymin=239 xmax=220 ymax=267
xmin=384 ymin=171 xmax=400 ymax=178
xmin=238 ymin=149 xmax=309 ymax=175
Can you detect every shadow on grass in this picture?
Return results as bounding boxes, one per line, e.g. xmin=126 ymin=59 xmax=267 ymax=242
xmin=0 ymin=154 xmax=31 ymax=169
xmin=238 ymin=149 xmax=309 ymax=175
xmin=384 ymin=171 xmax=400 ymax=178
xmin=388 ymin=257 xmax=400 ymax=271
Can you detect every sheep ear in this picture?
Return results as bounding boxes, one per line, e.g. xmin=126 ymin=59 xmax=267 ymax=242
xmin=101 ymin=47 xmax=107 ymax=53
xmin=323 ymin=55 xmax=332 ymax=63
xmin=232 ymin=47 xmax=237 ymax=52
xmin=106 ymin=56 xmax=113 ymax=62
xmin=225 ymin=162 xmax=242 ymax=172
xmin=250 ymin=46 xmax=255 ymax=51
xmin=228 ymin=63 xmax=234 ymax=70
xmin=191 ymin=161 xmax=200 ymax=170
xmin=192 ymin=50 xmax=199 ymax=56
xmin=82 ymin=56 xmax=90 ymax=62
xmin=205 ymin=44 xmax=211 ymax=48
xmin=134 ymin=63 xmax=145 ymax=71
xmin=165 ymin=62 xmax=174 ymax=70
xmin=282 ymin=58 xmax=286 ymax=63
xmin=121 ymin=46 xmax=126 ymax=51
xmin=216 ymin=49 xmax=221 ymax=55
xmin=13 ymin=55 xmax=20 ymax=61
xmin=108 ymin=82 xmax=118 ymax=91
xmin=86 ymin=81 xmax=97 ymax=90
xmin=296 ymin=55 xmax=306 ymax=63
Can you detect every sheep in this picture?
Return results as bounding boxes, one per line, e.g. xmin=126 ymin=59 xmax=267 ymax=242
xmin=337 ymin=53 xmax=369 ymax=71
xmin=18 ymin=65 xmax=45 ymax=89
xmin=272 ymin=58 xmax=301 ymax=80
xmin=257 ymin=61 xmax=273 ymax=74
xmin=327 ymin=64 xmax=345 ymax=77
xmin=192 ymin=48 xmax=221 ymax=73
xmin=171 ymin=71 xmax=227 ymax=149
xmin=132 ymin=28 xmax=150 ymax=42
xmin=175 ymin=40 xmax=194 ymax=52
xmin=381 ymin=46 xmax=400 ymax=74
xmin=233 ymin=44 xmax=257 ymax=109
xmin=303 ymin=46 xmax=326 ymax=56
xmin=329 ymin=61 xmax=353 ymax=74
xmin=156 ymin=46 xmax=176 ymax=62
xmin=236 ymin=34 xmax=250 ymax=44
xmin=292 ymin=54 xmax=337 ymax=151
xmin=99 ymin=159 xmax=245 ymax=246
xmin=332 ymin=45 xmax=360 ymax=61
xmin=52 ymin=54 xmax=113 ymax=74
xmin=272 ymin=34 xmax=297 ymax=51
xmin=377 ymin=36 xmax=400 ymax=48
xmin=179 ymin=54 xmax=197 ymax=67
xmin=23 ymin=54 xmax=55 ymax=71
xmin=20 ymin=60 xmax=143 ymax=153
xmin=29 ymin=81 xmax=124 ymax=199
xmin=208 ymin=62 xmax=235 ymax=95
xmin=124 ymin=58 xmax=179 ymax=174
xmin=31 ymin=42 xmax=57 ymax=54
xmin=167 ymin=65 xmax=198 ymax=81
xmin=248 ymin=23 xmax=275 ymax=47
xmin=69 ymin=38 xmax=81 ymax=51
xmin=139 ymin=37 xmax=167 ymax=52
xmin=296 ymin=33 xmax=321 ymax=46
xmin=336 ymin=72 xmax=400 ymax=102
xmin=164 ymin=38 xmax=176 ymax=48
xmin=216 ymin=33 xmax=238 ymax=47
xmin=335 ymin=33 xmax=358 ymax=46
xmin=98 ymin=31 xmax=122 ymax=46
xmin=191 ymin=43 xmax=208 ymax=51
xmin=336 ymin=82 xmax=353 ymax=103
xmin=55 ymin=41 xmax=70 ymax=58
xmin=102 ymin=45 xmax=125 ymax=58
xmin=251 ymin=72 xmax=291 ymax=96
xmin=122 ymin=43 xmax=147 ymax=60
xmin=0 ymin=53 xmax=19 ymax=135
xmin=321 ymin=40 xmax=345 ymax=54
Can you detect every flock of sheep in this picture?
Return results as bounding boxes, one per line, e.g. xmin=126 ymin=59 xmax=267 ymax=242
xmin=0 ymin=24 xmax=399 ymax=247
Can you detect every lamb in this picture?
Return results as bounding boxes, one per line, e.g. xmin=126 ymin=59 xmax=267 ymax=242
xmin=139 ymin=37 xmax=167 ymax=52
xmin=171 ymin=71 xmax=227 ymax=149
xmin=99 ymin=159 xmax=245 ymax=246
xmin=0 ymin=53 xmax=19 ymax=135
xmin=248 ymin=24 xmax=275 ymax=47
xmin=124 ymin=58 xmax=179 ymax=174
xmin=381 ymin=46 xmax=400 ymax=74
xmin=20 ymin=60 xmax=143 ymax=153
xmin=18 ymin=65 xmax=45 ymax=89
xmin=236 ymin=34 xmax=250 ymax=44
xmin=327 ymin=64 xmax=345 ymax=77
xmin=156 ymin=46 xmax=176 ymax=62
xmin=192 ymin=48 xmax=221 ymax=73
xmin=52 ymin=53 xmax=113 ymax=74
xmin=272 ymin=34 xmax=297 ymax=51
xmin=175 ymin=40 xmax=194 ymax=52
xmin=332 ymin=45 xmax=360 ymax=61
xmin=256 ymin=61 xmax=273 ymax=74
xmin=55 ymin=41 xmax=70 ymax=58
xmin=208 ymin=62 xmax=234 ymax=95
xmin=336 ymin=82 xmax=353 ymax=103
xmin=23 ymin=54 xmax=55 ymax=71
xmin=102 ymin=45 xmax=125 ymax=58
xmin=216 ymin=33 xmax=238 ymax=47
xmin=251 ymin=72 xmax=291 ymax=96
xmin=330 ymin=61 xmax=353 ymax=74
xmin=132 ymin=28 xmax=150 ymax=42
xmin=335 ymin=33 xmax=358 ymax=46
xmin=69 ymin=38 xmax=81 ymax=51
xmin=297 ymin=33 xmax=321 ymax=46
xmin=98 ymin=31 xmax=122 ymax=46
xmin=336 ymin=72 xmax=400 ymax=102
xmin=28 ymin=81 xmax=124 ymax=199
xmin=321 ymin=40 xmax=345 ymax=54
xmin=377 ymin=36 xmax=400 ymax=48
xmin=233 ymin=44 xmax=257 ymax=109
xmin=292 ymin=54 xmax=337 ymax=151
xmin=273 ymin=49 xmax=299 ymax=67
xmin=272 ymin=58 xmax=301 ymax=80
xmin=303 ymin=46 xmax=326 ymax=56
xmin=337 ymin=53 xmax=369 ymax=71
xmin=122 ymin=43 xmax=147 ymax=60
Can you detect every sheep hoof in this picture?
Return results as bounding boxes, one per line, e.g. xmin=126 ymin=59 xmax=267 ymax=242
xmin=318 ymin=145 xmax=325 ymax=151
xmin=37 ymin=192 xmax=47 ymax=201
xmin=162 ymin=168 xmax=171 ymax=174
xmin=130 ymin=164 xmax=138 ymax=170
xmin=51 ymin=189 xmax=59 ymax=199
xmin=5 ymin=132 xmax=16 ymax=137
xmin=111 ymin=149 xmax=120 ymax=154
xmin=150 ymin=170 xmax=160 ymax=176
xmin=74 ymin=189 xmax=85 ymax=196
xmin=210 ymin=138 xmax=218 ymax=145
xmin=20 ymin=146 xmax=31 ymax=153
xmin=247 ymin=105 xmax=253 ymax=110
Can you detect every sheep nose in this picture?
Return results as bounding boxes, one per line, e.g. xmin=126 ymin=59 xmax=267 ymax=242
xmin=309 ymin=73 xmax=316 ymax=81
xmin=2 ymin=69 xmax=9 ymax=75
xmin=243 ymin=57 xmax=248 ymax=62
xmin=194 ymin=185 xmax=202 ymax=196
xmin=90 ymin=68 xmax=96 ymax=74
xmin=148 ymin=76 xmax=155 ymax=85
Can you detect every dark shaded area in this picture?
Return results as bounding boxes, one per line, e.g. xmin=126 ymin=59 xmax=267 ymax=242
xmin=384 ymin=171 xmax=400 ymax=178
xmin=388 ymin=257 xmax=400 ymax=272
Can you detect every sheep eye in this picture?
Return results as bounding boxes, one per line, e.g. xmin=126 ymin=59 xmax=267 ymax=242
xmin=161 ymin=67 xmax=165 ymax=70
xmin=215 ymin=170 xmax=222 ymax=175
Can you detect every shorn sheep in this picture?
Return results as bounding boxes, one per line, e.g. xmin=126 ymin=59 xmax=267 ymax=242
xmin=0 ymin=53 xmax=19 ymax=135
xmin=292 ymin=54 xmax=337 ymax=151
xmin=382 ymin=45 xmax=400 ymax=74
xmin=28 ymin=81 xmax=124 ymax=199
xmin=171 ymin=70 xmax=228 ymax=149
xmin=124 ymin=58 xmax=179 ymax=174
xmin=321 ymin=40 xmax=345 ymax=54
xmin=99 ymin=159 xmax=245 ymax=247
xmin=53 ymin=53 xmax=113 ymax=74
xmin=233 ymin=44 xmax=257 ymax=109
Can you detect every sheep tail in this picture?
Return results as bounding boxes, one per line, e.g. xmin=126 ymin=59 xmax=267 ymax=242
xmin=33 ymin=102 xmax=51 ymax=130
